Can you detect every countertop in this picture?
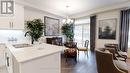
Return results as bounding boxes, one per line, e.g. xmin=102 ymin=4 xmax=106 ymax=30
xmin=6 ymin=43 xmax=65 ymax=63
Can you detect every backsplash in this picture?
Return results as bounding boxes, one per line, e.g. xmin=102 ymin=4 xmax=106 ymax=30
xmin=0 ymin=30 xmax=64 ymax=44
xmin=0 ymin=30 xmax=31 ymax=43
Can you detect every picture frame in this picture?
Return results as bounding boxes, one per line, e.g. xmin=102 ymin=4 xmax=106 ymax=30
xmin=98 ymin=18 xmax=117 ymax=39
xmin=44 ymin=16 xmax=59 ymax=36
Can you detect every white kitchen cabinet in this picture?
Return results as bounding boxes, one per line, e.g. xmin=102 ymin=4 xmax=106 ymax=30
xmin=0 ymin=4 xmax=24 ymax=30
xmin=5 ymin=47 xmax=13 ymax=73
xmin=0 ymin=17 xmax=12 ymax=29
xmin=13 ymin=52 xmax=61 ymax=73
xmin=13 ymin=4 xmax=24 ymax=30
xmin=0 ymin=44 xmax=6 ymax=67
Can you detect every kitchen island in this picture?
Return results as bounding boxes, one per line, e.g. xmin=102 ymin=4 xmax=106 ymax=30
xmin=5 ymin=43 xmax=64 ymax=73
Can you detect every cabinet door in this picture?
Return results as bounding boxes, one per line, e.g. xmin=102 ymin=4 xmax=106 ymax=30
xmin=0 ymin=44 xmax=6 ymax=67
xmin=5 ymin=48 xmax=13 ymax=73
xmin=13 ymin=4 xmax=24 ymax=30
xmin=0 ymin=4 xmax=24 ymax=30
xmin=0 ymin=17 xmax=12 ymax=29
xmin=20 ymin=53 xmax=61 ymax=73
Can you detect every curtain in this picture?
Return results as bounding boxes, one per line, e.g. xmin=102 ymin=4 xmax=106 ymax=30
xmin=90 ymin=15 xmax=96 ymax=51
xmin=119 ymin=9 xmax=130 ymax=52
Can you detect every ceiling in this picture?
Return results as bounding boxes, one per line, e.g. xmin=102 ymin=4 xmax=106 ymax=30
xmin=18 ymin=0 xmax=129 ymax=17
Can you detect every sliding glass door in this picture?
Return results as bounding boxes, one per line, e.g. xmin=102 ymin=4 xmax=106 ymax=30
xmin=74 ymin=18 xmax=90 ymax=48
xmin=74 ymin=25 xmax=83 ymax=47
xmin=83 ymin=24 xmax=90 ymax=48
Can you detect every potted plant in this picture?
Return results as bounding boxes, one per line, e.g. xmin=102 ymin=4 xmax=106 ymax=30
xmin=25 ymin=19 xmax=44 ymax=44
xmin=61 ymin=23 xmax=74 ymax=42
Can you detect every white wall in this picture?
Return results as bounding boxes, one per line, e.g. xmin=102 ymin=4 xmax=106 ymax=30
xmin=95 ymin=10 xmax=120 ymax=49
xmin=24 ymin=7 xmax=64 ymax=21
xmin=24 ymin=7 xmax=64 ymax=43
xmin=24 ymin=7 xmax=64 ymax=30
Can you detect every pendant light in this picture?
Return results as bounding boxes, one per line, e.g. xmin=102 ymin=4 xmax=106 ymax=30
xmin=62 ymin=0 xmax=74 ymax=24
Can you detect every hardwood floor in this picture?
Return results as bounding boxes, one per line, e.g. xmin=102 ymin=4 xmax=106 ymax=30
xmin=61 ymin=51 xmax=98 ymax=73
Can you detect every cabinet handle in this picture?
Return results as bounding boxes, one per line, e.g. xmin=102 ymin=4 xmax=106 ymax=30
xmin=12 ymin=22 xmax=13 ymax=28
xmin=11 ymin=22 xmax=12 ymax=28
xmin=9 ymin=22 xmax=14 ymax=28
xmin=7 ymin=57 xmax=9 ymax=67
xmin=9 ymin=22 xmax=11 ymax=28
xmin=10 ymin=22 xmax=13 ymax=28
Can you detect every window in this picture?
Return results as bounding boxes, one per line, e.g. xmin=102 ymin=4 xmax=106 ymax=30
xmin=74 ymin=18 xmax=90 ymax=48
xmin=74 ymin=25 xmax=82 ymax=47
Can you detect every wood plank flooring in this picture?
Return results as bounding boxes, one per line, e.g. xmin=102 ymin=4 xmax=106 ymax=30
xmin=61 ymin=51 xmax=98 ymax=73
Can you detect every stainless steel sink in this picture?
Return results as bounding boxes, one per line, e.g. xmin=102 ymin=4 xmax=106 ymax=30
xmin=12 ymin=43 xmax=32 ymax=48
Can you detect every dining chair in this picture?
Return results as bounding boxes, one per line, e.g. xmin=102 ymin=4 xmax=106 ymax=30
xmin=77 ymin=40 xmax=89 ymax=57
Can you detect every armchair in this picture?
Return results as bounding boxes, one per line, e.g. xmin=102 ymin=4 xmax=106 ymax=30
xmin=104 ymin=44 xmax=127 ymax=61
xmin=106 ymin=48 xmax=126 ymax=62
xmin=95 ymin=49 xmax=128 ymax=73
